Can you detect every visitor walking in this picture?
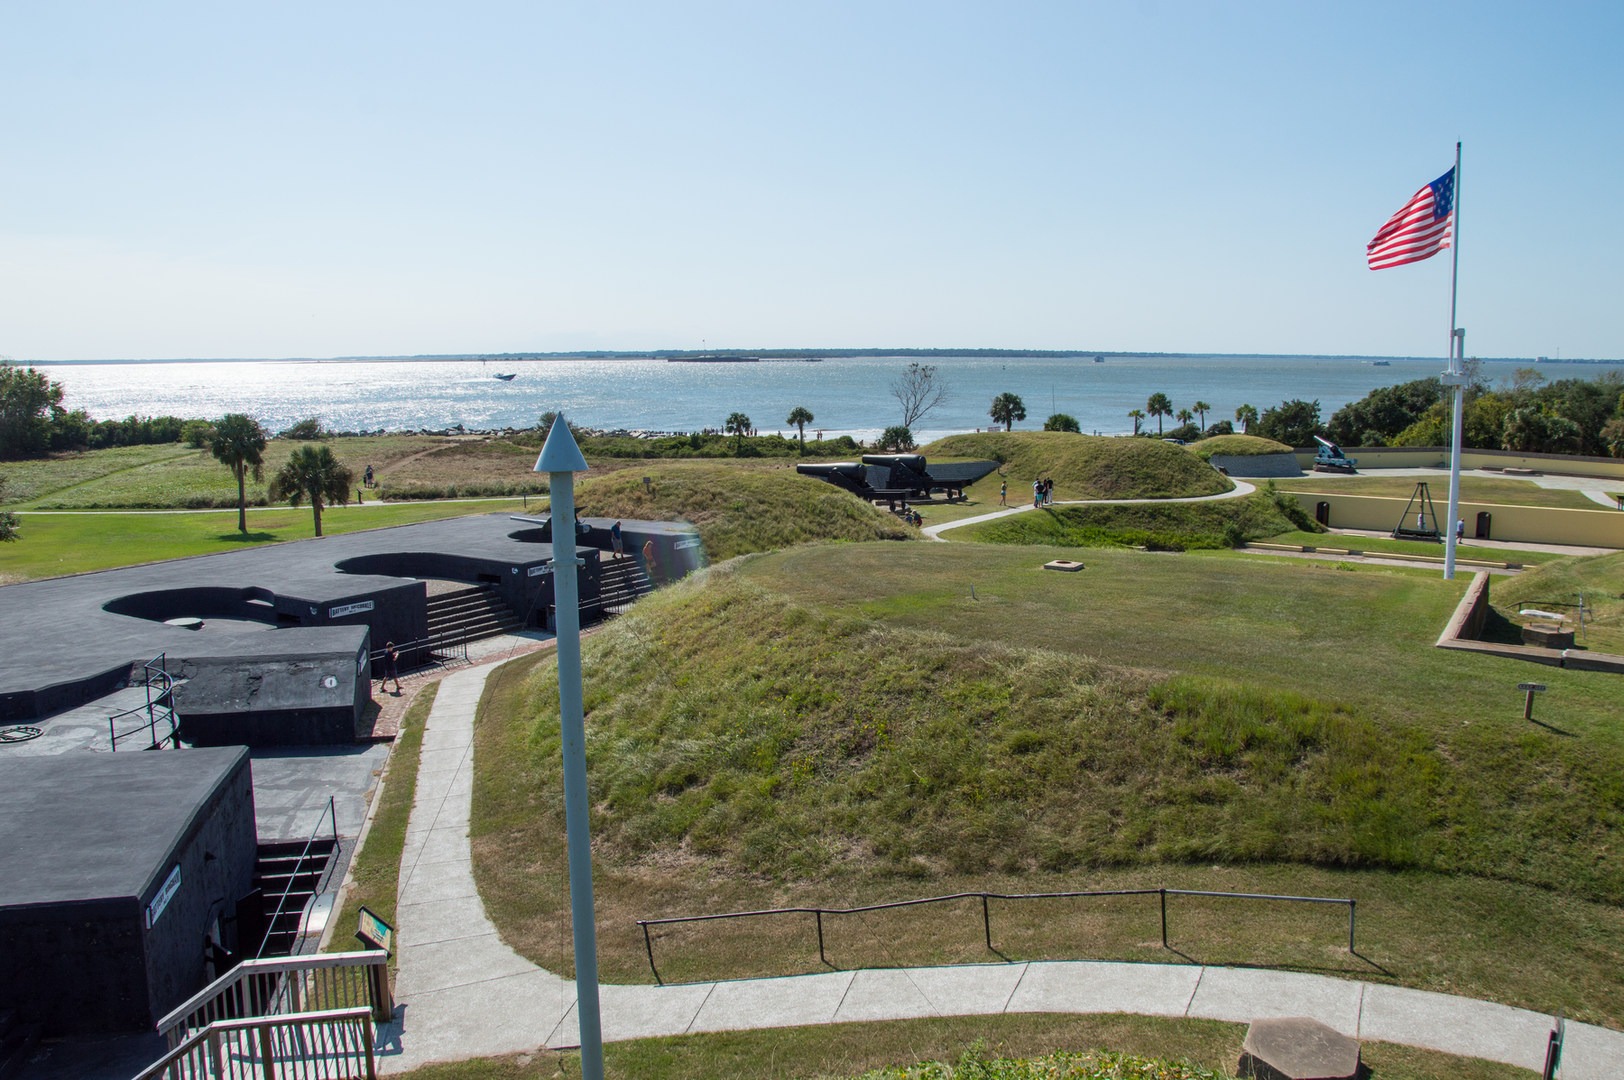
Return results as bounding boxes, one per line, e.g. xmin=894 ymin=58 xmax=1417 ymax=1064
xmin=642 ymin=538 xmax=657 ymax=581
xmin=610 ymin=519 xmax=624 ymax=557
xmin=1032 ymin=479 xmax=1042 ymax=508
xmin=382 ymin=641 xmax=401 ymax=695
xmin=999 ymin=479 xmax=1007 ymax=506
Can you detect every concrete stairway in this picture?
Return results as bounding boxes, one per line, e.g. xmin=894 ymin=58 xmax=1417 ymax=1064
xmin=253 ymin=838 xmax=338 ymax=958
xmin=596 ymin=555 xmax=653 ymax=616
xmin=425 ymin=586 xmax=525 ymax=649
xmin=0 ymin=1009 xmax=40 ymax=1080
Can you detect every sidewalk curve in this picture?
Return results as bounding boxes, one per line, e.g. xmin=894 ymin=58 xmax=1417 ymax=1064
xmin=376 ymin=659 xmax=1623 ymax=1078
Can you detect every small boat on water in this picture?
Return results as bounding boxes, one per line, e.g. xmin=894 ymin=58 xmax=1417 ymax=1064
xmin=1371 ymin=360 xmax=1390 ymax=366
xmin=493 ymin=373 xmax=518 ymax=381
xmin=1093 ymin=355 xmax=1105 ymax=363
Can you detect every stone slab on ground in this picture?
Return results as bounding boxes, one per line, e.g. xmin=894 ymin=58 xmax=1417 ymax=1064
xmin=1237 ymin=1017 xmax=1360 ymax=1080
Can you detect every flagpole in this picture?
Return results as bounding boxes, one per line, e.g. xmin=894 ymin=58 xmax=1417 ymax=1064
xmin=1442 ymin=141 xmax=1465 ymax=580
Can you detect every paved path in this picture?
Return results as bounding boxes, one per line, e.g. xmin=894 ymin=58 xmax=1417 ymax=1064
xmin=376 ymin=662 xmax=1624 ymax=1077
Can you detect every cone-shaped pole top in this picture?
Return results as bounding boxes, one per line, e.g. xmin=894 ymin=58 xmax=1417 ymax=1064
xmin=534 ymin=413 xmax=589 ymax=474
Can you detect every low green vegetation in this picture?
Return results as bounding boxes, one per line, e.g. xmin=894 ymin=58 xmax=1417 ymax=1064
xmin=1257 ymin=530 xmax=1566 ymax=566
xmin=1490 ymin=550 xmax=1624 ymax=653
xmin=1187 ymin=433 xmax=1293 ymax=459
xmin=574 ymin=462 xmax=914 ymax=560
xmin=1272 ymin=473 xmax=1605 ymax=511
xmin=391 ymin=1015 xmax=1530 ymax=1080
xmin=957 ymin=490 xmax=1311 ymax=550
xmin=472 ymin=546 xmax=1624 ymax=1026
xmin=326 ymin=683 xmax=438 ymax=973
xmin=0 ymin=435 xmax=463 ymax=509
xmin=921 ymin=433 xmax=1232 ymax=502
xmin=0 ymin=499 xmax=532 ymax=583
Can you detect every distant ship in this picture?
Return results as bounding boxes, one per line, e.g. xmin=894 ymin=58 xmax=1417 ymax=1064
xmin=493 ymin=373 xmax=518 ymax=381
xmin=1371 ymin=360 xmax=1391 ymax=366
xmin=1093 ymin=355 xmax=1105 ymax=363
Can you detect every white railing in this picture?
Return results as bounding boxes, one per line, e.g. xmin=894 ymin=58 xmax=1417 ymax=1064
xmin=134 ymin=1006 xmax=375 ymax=1080
xmin=157 ymin=952 xmax=391 ymax=1050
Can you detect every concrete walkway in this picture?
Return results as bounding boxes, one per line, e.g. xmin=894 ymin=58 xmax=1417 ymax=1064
xmin=376 ymin=663 xmax=1624 ymax=1078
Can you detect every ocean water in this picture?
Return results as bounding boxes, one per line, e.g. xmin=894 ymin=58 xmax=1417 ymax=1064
xmin=35 ymin=354 xmax=1624 ymax=444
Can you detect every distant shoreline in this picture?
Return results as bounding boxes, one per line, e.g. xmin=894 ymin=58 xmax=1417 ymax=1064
xmin=27 ymin=351 xmax=1621 ymax=366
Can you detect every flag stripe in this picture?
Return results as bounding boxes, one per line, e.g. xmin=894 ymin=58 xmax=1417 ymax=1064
xmin=1367 ymin=168 xmax=1455 ymax=270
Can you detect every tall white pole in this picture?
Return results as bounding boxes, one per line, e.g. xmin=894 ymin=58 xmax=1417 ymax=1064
xmin=533 ymin=415 xmax=604 ymax=1080
xmin=1442 ymin=141 xmax=1465 ymax=580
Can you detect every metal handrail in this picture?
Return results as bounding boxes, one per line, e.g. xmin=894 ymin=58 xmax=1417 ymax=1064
xmin=108 ymin=653 xmax=180 ymax=751
xmin=635 ymin=887 xmax=1357 ymax=985
xmin=256 ymin=796 xmax=340 ymax=960
xmin=138 ymin=1005 xmax=376 ymax=1080
xmin=157 ymin=951 xmax=391 ymax=1047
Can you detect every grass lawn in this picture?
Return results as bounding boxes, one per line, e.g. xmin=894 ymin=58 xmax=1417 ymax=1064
xmin=0 ymin=498 xmax=537 ymax=582
xmin=1272 ymin=474 xmax=1603 ymax=511
xmin=0 ymin=435 xmax=464 ymax=509
xmin=470 ymin=546 xmax=1624 ymax=1028
xmin=1256 ymin=530 xmax=1569 ymax=567
xmin=1490 ymin=551 xmax=1624 ymax=654
xmin=390 ymin=1014 xmax=1533 ymax=1079
xmin=921 ymin=432 xmax=1232 ymax=503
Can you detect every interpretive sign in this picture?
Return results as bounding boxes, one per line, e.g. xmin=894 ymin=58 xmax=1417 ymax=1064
xmin=146 ymin=864 xmax=182 ymax=929
xmin=355 ymin=905 xmax=395 ymax=955
xmin=329 ymin=600 xmax=375 ymax=618
xmin=528 ymin=564 xmax=553 ymax=577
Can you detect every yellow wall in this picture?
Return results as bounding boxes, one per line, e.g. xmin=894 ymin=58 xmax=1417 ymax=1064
xmin=1288 ymin=491 xmax=1624 ymax=548
xmin=1293 ymin=446 xmax=1624 ymax=480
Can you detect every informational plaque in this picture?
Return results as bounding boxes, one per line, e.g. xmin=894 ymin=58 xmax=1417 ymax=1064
xmin=355 ymin=905 xmax=395 ymax=955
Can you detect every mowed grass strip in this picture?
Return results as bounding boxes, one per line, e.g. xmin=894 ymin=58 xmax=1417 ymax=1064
xmin=388 ymin=1014 xmax=1534 ymax=1080
xmin=326 ymin=682 xmax=439 ymax=977
xmin=0 ymin=499 xmax=533 ymax=582
xmin=1256 ymin=530 xmax=1568 ymax=566
xmin=1272 ymin=473 xmax=1604 ymax=510
xmin=471 ymin=553 xmax=1624 ymax=1025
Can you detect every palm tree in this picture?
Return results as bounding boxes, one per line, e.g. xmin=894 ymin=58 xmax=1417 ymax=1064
xmin=1192 ymin=400 xmax=1211 ymax=431
xmin=1128 ymin=409 xmax=1146 ymax=436
xmin=1175 ymin=408 xmax=1194 ymax=428
xmin=1235 ymin=403 xmax=1258 ymax=434
xmin=1146 ymin=392 xmax=1172 ymax=435
xmin=785 ymin=406 xmax=814 ymax=453
xmin=989 ymin=392 xmax=1027 ymax=431
xmin=210 ymin=413 xmax=267 ymax=534
xmin=269 ymin=444 xmax=353 ymax=537
xmin=725 ymin=411 xmax=752 ymax=452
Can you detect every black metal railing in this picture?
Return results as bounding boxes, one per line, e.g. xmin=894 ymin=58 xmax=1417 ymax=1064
xmin=108 ymin=653 xmax=179 ymax=751
xmin=635 ymin=887 xmax=1356 ymax=985
xmin=256 ymin=796 xmax=340 ymax=960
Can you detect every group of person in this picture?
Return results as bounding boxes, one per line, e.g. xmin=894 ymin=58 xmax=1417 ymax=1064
xmin=1032 ymin=477 xmax=1055 ymax=507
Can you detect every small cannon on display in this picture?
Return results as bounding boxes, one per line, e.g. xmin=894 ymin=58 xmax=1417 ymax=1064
xmin=1312 ymin=435 xmax=1357 ymax=473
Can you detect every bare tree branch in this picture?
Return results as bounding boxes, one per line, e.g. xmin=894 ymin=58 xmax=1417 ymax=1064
xmin=890 ymin=363 xmax=949 ymax=428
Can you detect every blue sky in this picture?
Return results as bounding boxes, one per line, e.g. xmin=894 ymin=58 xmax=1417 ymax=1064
xmin=3 ymin=1 xmax=1620 ymax=360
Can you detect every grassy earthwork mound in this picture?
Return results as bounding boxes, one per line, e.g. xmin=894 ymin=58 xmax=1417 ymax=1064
xmin=921 ymin=432 xmax=1232 ymax=501
xmin=575 ymin=462 xmax=914 ymax=560
xmin=472 ymin=542 xmax=1624 ymax=1024
xmin=959 ymin=489 xmax=1313 ymax=550
xmin=1187 ymin=433 xmax=1294 ymax=460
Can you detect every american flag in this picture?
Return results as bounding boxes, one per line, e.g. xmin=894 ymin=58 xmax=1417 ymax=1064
xmin=1366 ymin=168 xmax=1455 ymax=270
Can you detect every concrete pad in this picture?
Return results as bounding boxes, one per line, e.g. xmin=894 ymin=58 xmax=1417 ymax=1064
xmin=1359 ymin=983 xmax=1551 ymax=1072
xmin=1238 ymin=1016 xmax=1361 ymax=1080
xmin=1006 ymin=960 xmax=1202 ymax=1018
xmin=546 ymin=981 xmax=717 ymax=1045
xmin=395 ymin=933 xmax=539 ymax=997
xmin=685 ymin=971 xmax=856 ymax=1033
xmin=1188 ymin=967 xmax=1363 ymax=1035
xmin=399 ymin=857 xmax=478 ymax=905
xmin=1556 ymin=1019 xmax=1624 ymax=1080
xmin=833 ymin=968 xmax=944 ymax=1022
xmin=399 ymin=823 xmax=468 ymax=867
xmin=415 ymin=746 xmax=471 ymax=778
xmin=396 ymin=893 xmax=497 ymax=945
xmin=382 ymin=968 xmax=574 ymax=1072
xmin=909 ymin=963 xmax=1032 ymax=1015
